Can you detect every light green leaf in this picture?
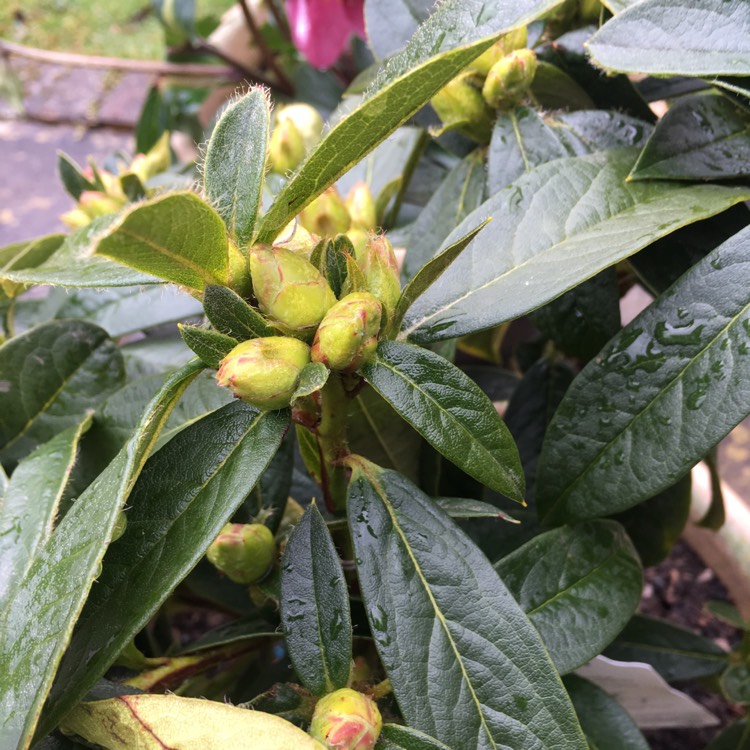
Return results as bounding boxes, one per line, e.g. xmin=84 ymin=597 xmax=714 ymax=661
xmin=292 ymin=362 xmax=329 ymax=401
xmin=42 ymin=401 xmax=288 ymax=736
xmin=256 ymin=0 xmax=564 ymax=242
xmin=630 ymin=92 xmax=750 ymax=181
xmin=401 ymin=149 xmax=750 ymax=344
xmin=281 ymin=503 xmax=352 ymax=695
xmin=0 ymin=216 xmax=161 ymax=288
xmin=95 ymin=192 xmax=228 ymax=290
xmin=0 ymin=320 xmax=125 ymax=468
xmin=0 ymin=415 xmax=91 ymax=607
xmin=362 ymin=341 xmax=524 ymax=501
xmin=588 ymin=0 xmax=750 ymax=77
xmin=537 ymin=224 xmax=750 ymax=524
xmin=348 ymin=461 xmax=587 ymax=750
xmin=435 ymin=497 xmax=518 ymax=521
xmin=0 ymin=360 xmax=203 ymax=750
xmin=563 ymin=675 xmax=650 ymax=750
xmin=203 ymin=88 xmax=270 ymax=246
xmin=203 ymin=284 xmax=275 ymax=340
xmin=495 ymin=521 xmax=643 ymax=674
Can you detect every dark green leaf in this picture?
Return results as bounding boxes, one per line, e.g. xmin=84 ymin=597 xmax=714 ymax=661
xmin=362 ymin=341 xmax=524 ymax=501
xmin=392 ymin=219 xmax=488 ymax=333
xmin=589 ymin=0 xmax=750 ymax=77
xmin=0 ymin=415 xmax=90 ymax=606
xmin=631 ymin=92 xmax=750 ymax=181
xmin=42 ymin=401 xmax=289 ymax=735
xmin=552 ymin=111 xmax=653 ymax=155
xmin=487 ymin=107 xmax=567 ymax=195
xmin=706 ymin=719 xmax=750 ymax=750
xmin=135 ymin=86 xmax=168 ymax=155
xmin=245 ymin=430 xmax=294 ymax=532
xmin=401 ymin=151 xmax=485 ymax=279
xmin=95 ymin=192 xmax=228 ymax=290
xmin=563 ymin=674 xmax=650 ymax=750
xmin=292 ymin=362 xmax=329 ymax=401
xmin=496 ymin=521 xmax=642 ymax=674
xmin=698 ymin=448 xmax=725 ymax=530
xmin=537 ymin=224 xmax=750 ymax=523
xmin=203 ymin=88 xmax=270 ymax=246
xmin=56 ymin=152 xmax=96 ymax=201
xmin=613 ymin=473 xmax=692 ymax=566
xmin=347 ymin=461 xmax=587 ymax=749
xmin=54 ymin=286 xmax=202 ymax=338
xmin=179 ymin=616 xmax=275 ymax=654
xmin=179 ymin=324 xmax=238 ymax=368
xmin=281 ymin=503 xmax=352 ymax=695
xmin=704 ymin=600 xmax=746 ymax=630
xmin=604 ymin=615 xmax=728 ymax=682
xmin=203 ymin=284 xmax=276 ymax=340
xmin=722 ymin=664 xmax=750 ymax=704
xmin=376 ymin=724 xmax=453 ymax=750
xmin=317 ymin=236 xmax=353 ymax=299
xmin=401 ymin=149 xmax=750 ymax=344
xmin=0 ymin=320 xmax=125 ymax=468
xmin=0 ymin=234 xmax=66 ymax=286
xmin=530 ymin=62 xmax=595 ymax=111
xmin=0 ymin=216 xmax=161 ymax=288
xmin=256 ymin=0 xmax=563 ymax=242
xmin=0 ymin=360 xmax=203 ymax=749
xmin=434 ymin=497 xmax=518 ymax=521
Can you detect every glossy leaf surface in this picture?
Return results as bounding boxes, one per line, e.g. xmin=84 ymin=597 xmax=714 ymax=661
xmin=43 ymin=401 xmax=289 ymax=734
xmin=496 ymin=521 xmax=642 ymax=674
xmin=203 ymin=89 xmax=270 ymax=246
xmin=280 ymin=503 xmax=352 ymax=695
xmin=0 ymin=360 xmax=203 ymax=750
xmin=589 ymin=0 xmax=750 ymax=76
xmin=401 ymin=149 xmax=750 ymax=343
xmin=0 ymin=320 xmax=125 ymax=467
xmin=538 ymin=225 xmax=750 ymax=523
xmin=95 ymin=192 xmax=228 ymax=290
xmin=203 ymin=284 xmax=275 ymax=340
xmin=348 ymin=463 xmax=586 ymax=749
xmin=362 ymin=341 xmax=524 ymax=501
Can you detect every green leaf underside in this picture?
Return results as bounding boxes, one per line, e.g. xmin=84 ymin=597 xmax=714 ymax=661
xmin=42 ymin=401 xmax=288 ymax=736
xmin=179 ymin=325 xmax=238 ymax=369
xmin=537 ymin=224 xmax=750 ymax=524
xmin=496 ymin=521 xmax=642 ymax=674
xmin=0 ymin=360 xmax=204 ymax=750
xmin=203 ymin=88 xmax=270 ymax=246
xmin=435 ymin=497 xmax=518 ymax=521
xmin=376 ymin=724 xmax=454 ymax=750
xmin=630 ymin=92 xmax=750 ymax=181
xmin=401 ymin=148 xmax=750 ymax=344
xmin=203 ymin=284 xmax=276 ymax=340
xmin=588 ymin=0 xmax=750 ymax=76
xmin=292 ymin=363 xmax=329 ymax=401
xmin=0 ymin=320 xmax=125 ymax=467
xmin=256 ymin=0 xmax=564 ymax=241
xmin=280 ymin=504 xmax=352 ymax=695
xmin=362 ymin=341 xmax=524 ymax=501
xmin=604 ymin=615 xmax=727 ymax=682
xmin=563 ymin=675 xmax=650 ymax=750
xmin=0 ymin=416 xmax=91 ymax=607
xmin=95 ymin=192 xmax=228 ymax=290
xmin=0 ymin=234 xmax=65 ymax=278
xmin=348 ymin=463 xmax=587 ymax=750
xmin=0 ymin=216 xmax=161 ymax=288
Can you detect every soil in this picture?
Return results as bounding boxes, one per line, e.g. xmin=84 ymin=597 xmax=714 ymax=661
xmin=640 ymin=541 xmax=745 ymax=749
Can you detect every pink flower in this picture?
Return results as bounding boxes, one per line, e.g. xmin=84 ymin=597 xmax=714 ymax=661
xmin=286 ymin=0 xmax=365 ymax=69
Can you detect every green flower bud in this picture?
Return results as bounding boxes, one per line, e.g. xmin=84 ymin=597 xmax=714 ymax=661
xmin=346 ymin=228 xmax=369 ymax=262
xmin=216 ymin=336 xmax=310 ymax=409
xmin=228 ymin=240 xmax=253 ymax=298
xmin=311 ymin=292 xmax=382 ymax=372
xmin=274 ymin=221 xmax=320 ymax=260
xmin=309 ymin=689 xmax=382 ymax=750
xmin=269 ymin=117 xmax=307 ymax=174
xmin=358 ymin=235 xmax=400 ymax=320
xmin=579 ymin=0 xmax=603 ymax=22
xmin=469 ymin=27 xmax=528 ymax=75
xmin=431 ymin=71 xmax=494 ymax=143
xmin=276 ymin=103 xmax=324 ymax=153
xmin=206 ymin=523 xmax=275 ymax=584
xmin=482 ymin=49 xmax=538 ymax=110
xmin=129 ymin=131 xmax=171 ymax=184
xmin=250 ymin=246 xmax=336 ymax=332
xmin=299 ymin=187 xmax=351 ymax=238
xmin=345 ymin=182 xmax=377 ymax=231
xmin=79 ymin=190 xmax=125 ymax=219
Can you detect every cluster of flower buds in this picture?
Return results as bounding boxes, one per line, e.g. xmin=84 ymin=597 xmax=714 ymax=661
xmin=206 ymin=522 xmax=276 ymax=584
xmin=268 ymin=103 xmax=325 ymax=174
xmin=216 ymin=180 xmax=400 ymax=411
xmin=309 ymin=688 xmax=382 ymax=750
xmin=61 ymin=132 xmax=171 ymax=229
xmin=430 ymin=26 xmax=537 ymax=142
